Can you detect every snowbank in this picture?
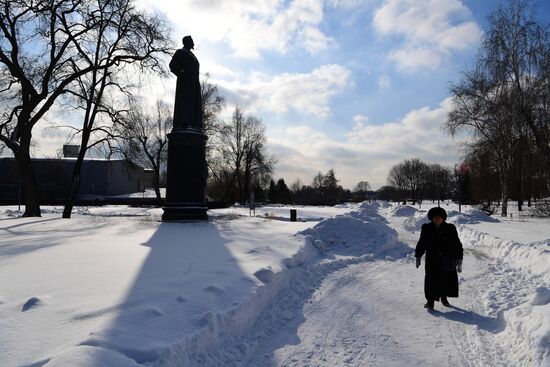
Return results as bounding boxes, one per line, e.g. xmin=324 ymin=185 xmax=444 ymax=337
xmin=300 ymin=202 xmax=411 ymax=260
xmin=400 ymin=208 xmax=499 ymax=232
xmin=447 ymin=208 xmax=499 ymax=224
xmin=403 ymin=210 xmax=428 ymax=232
xmin=458 ymin=226 xmax=550 ymax=365
xmin=459 ymin=227 xmax=550 ymax=284
xmin=390 ymin=205 xmax=417 ymax=217
xmin=300 ymin=217 xmax=409 ymax=259
xmin=0 ymin=208 xmax=22 ymax=218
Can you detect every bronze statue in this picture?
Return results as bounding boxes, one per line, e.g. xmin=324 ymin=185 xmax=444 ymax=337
xmin=169 ymin=35 xmax=202 ymax=130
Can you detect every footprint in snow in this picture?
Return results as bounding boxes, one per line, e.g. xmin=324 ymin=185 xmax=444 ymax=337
xmin=22 ymin=297 xmax=41 ymax=312
xmin=203 ymin=285 xmax=225 ymax=295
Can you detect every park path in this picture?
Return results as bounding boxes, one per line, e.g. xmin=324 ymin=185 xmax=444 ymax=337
xmin=242 ymin=213 xmax=522 ymax=367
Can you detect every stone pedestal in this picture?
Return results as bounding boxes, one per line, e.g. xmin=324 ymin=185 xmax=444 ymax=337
xmin=162 ymin=128 xmax=208 ymax=221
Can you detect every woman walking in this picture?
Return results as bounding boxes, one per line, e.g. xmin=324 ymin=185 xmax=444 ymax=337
xmin=415 ymin=207 xmax=463 ymax=309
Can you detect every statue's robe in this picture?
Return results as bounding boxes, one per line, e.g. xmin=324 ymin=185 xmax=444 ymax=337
xmin=169 ymin=48 xmax=202 ymax=129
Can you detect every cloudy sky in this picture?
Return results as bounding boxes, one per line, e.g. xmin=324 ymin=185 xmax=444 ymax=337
xmin=36 ymin=0 xmax=550 ymax=189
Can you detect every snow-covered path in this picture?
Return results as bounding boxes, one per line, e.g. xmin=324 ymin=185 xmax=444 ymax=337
xmin=246 ymin=259 xmax=467 ymax=366
xmin=237 ymin=205 xmax=549 ymax=367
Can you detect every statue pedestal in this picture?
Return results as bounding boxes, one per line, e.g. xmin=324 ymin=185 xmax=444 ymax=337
xmin=162 ymin=128 xmax=208 ymax=221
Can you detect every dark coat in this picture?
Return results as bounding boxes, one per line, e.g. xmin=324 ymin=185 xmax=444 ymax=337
xmin=169 ymin=48 xmax=202 ymax=129
xmin=415 ymin=222 xmax=463 ymax=300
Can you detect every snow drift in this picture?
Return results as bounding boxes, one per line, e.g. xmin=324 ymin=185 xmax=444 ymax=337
xmin=447 ymin=208 xmax=500 ymax=224
xmin=390 ymin=205 xmax=417 ymax=217
xmin=402 ymin=208 xmax=499 ymax=232
xmin=300 ymin=217 xmax=409 ymax=259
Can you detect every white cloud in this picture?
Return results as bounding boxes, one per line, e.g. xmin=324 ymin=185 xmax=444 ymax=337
xmin=353 ymin=114 xmax=368 ymax=123
xmin=216 ymin=64 xmax=351 ymax=117
xmin=373 ymin=0 xmax=482 ymax=71
xmin=140 ymin=0 xmax=331 ymax=59
xmin=269 ymin=98 xmax=462 ymax=189
xmin=389 ymin=47 xmax=446 ymax=71
xmin=328 ymin=0 xmax=370 ymax=8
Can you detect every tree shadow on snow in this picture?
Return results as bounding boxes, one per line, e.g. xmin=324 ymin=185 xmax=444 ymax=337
xmin=429 ymin=305 xmax=505 ymax=333
xmin=0 ymin=217 xmax=110 ymax=259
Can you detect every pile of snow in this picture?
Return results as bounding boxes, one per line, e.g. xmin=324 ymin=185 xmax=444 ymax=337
xmin=357 ymin=201 xmax=380 ymax=210
xmin=459 ymin=227 xmax=550 ymax=284
xmin=0 ymin=208 xmax=23 ymax=218
xmin=348 ymin=202 xmax=387 ymax=223
xmin=400 ymin=208 xmax=499 ymax=232
xmin=523 ymin=200 xmax=550 ymax=217
xmin=378 ymin=201 xmax=392 ymax=208
xmin=458 ymin=226 xmax=550 ymax=365
xmin=403 ymin=210 xmax=428 ymax=232
xmin=502 ymin=287 xmax=550 ymax=366
xmin=390 ymin=205 xmax=417 ymax=217
xmin=300 ymin=204 xmax=411 ymax=259
xmin=333 ymin=202 xmax=357 ymax=209
xmin=447 ymin=208 xmax=499 ymax=224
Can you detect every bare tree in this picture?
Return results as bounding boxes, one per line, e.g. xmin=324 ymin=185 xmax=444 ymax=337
xmin=1 ymin=0 xmax=94 ymax=216
xmin=353 ymin=181 xmax=372 ymax=202
xmin=290 ymin=178 xmax=303 ymax=193
xmin=213 ymin=106 xmax=275 ymax=203
xmin=0 ymin=0 xmax=171 ymax=216
xmin=388 ymin=162 xmax=408 ymax=204
xmin=354 ymin=181 xmax=371 ymax=193
xmin=447 ymin=0 xmax=550 ymax=216
xmin=424 ymin=164 xmax=452 ymax=205
xmin=388 ymin=159 xmax=431 ymax=204
xmin=112 ymin=99 xmax=171 ymax=203
xmin=60 ymin=0 xmax=172 ymax=218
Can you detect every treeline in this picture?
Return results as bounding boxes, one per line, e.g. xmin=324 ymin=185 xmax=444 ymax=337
xmin=446 ymin=0 xmax=550 ymax=216
xmin=379 ymin=159 xmax=454 ymax=205
xmin=261 ymin=170 xmax=372 ymax=206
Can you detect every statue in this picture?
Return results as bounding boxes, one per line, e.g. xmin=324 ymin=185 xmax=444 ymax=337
xmin=169 ymin=35 xmax=202 ymax=130
xmin=162 ymin=35 xmax=208 ymax=221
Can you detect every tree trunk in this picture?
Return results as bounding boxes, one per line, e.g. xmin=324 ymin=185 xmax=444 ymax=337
xmin=14 ymin=143 xmax=41 ymax=217
xmin=500 ymin=175 xmax=509 ymax=217
xmin=62 ymin=151 xmax=86 ymax=218
xmin=153 ymin=169 xmax=162 ymax=206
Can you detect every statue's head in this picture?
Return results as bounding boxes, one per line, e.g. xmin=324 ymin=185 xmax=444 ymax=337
xmin=183 ymin=35 xmax=194 ymax=49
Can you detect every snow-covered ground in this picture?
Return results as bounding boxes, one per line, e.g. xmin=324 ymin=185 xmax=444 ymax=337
xmin=0 ymin=202 xmax=549 ymax=366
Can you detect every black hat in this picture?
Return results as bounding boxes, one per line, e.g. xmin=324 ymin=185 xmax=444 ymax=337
xmin=427 ymin=207 xmax=447 ymax=221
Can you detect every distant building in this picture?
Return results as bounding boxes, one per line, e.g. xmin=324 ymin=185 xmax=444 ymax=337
xmin=0 ymin=149 xmax=154 ymax=201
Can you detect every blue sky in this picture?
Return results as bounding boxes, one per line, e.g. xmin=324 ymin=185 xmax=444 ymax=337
xmin=38 ymin=0 xmax=550 ymax=189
